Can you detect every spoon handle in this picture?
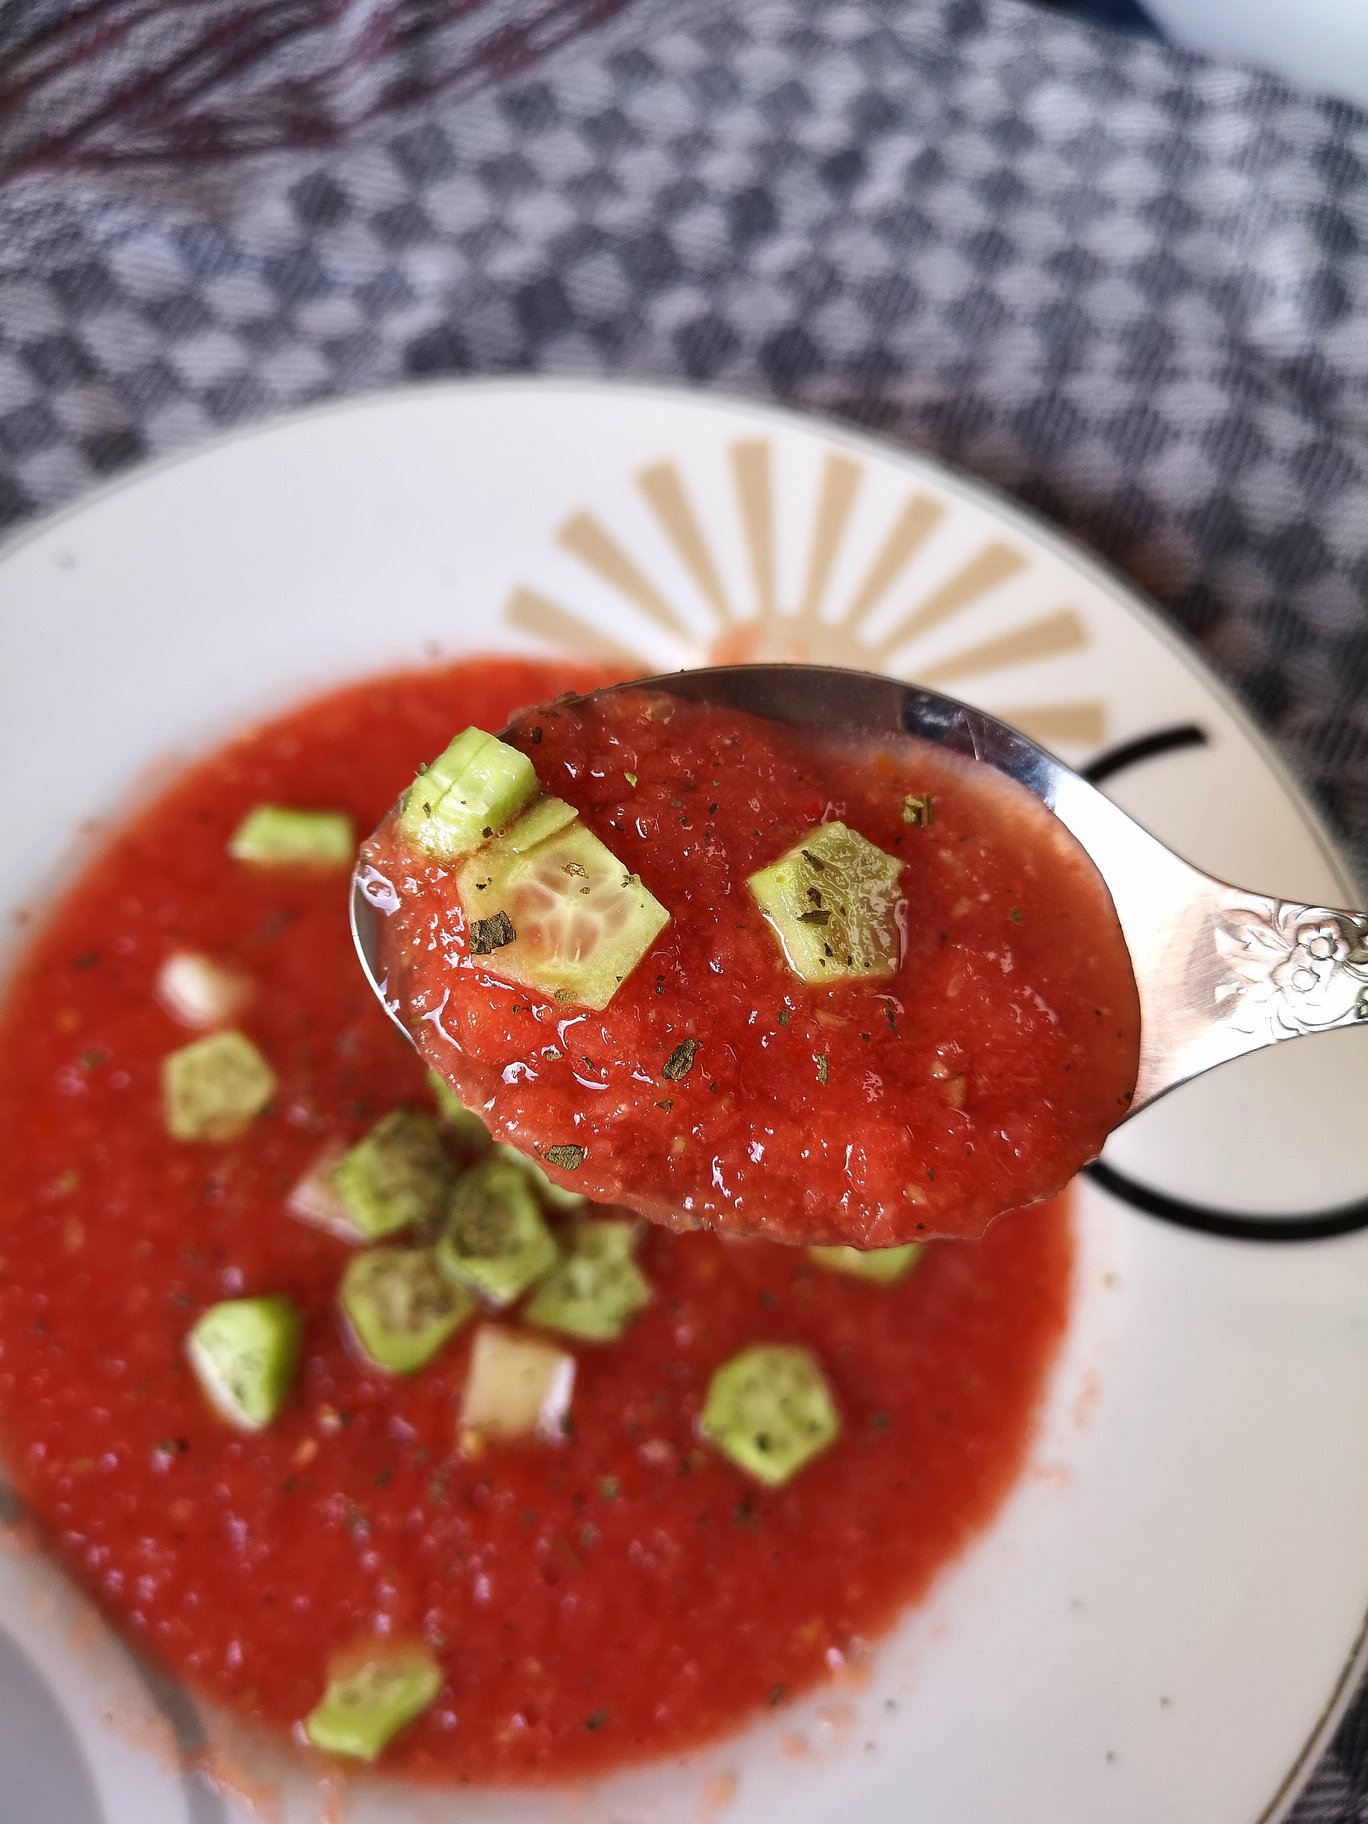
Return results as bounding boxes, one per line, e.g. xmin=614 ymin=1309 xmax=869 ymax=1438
xmin=1130 ymin=883 xmax=1368 ymax=1115
xmin=1210 ymin=894 xmax=1368 ymax=1045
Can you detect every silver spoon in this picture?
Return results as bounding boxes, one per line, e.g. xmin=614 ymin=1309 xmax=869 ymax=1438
xmin=352 ymin=662 xmax=1368 ymax=1121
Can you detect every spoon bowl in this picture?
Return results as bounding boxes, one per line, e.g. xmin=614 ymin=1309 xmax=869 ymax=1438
xmin=353 ymin=663 xmax=1368 ymax=1123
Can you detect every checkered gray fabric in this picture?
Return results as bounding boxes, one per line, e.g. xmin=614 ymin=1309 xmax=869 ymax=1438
xmin=0 ymin=2 xmax=1367 ymax=1809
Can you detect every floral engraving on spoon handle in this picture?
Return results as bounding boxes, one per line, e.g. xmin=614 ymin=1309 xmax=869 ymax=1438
xmin=1214 ymin=897 xmax=1368 ymax=1040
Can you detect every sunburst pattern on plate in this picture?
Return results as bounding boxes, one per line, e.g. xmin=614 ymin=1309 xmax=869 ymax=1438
xmin=504 ymin=437 xmax=1105 ymax=752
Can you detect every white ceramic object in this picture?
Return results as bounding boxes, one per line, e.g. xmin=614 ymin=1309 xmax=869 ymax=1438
xmin=2 ymin=379 xmax=1368 ymax=1824
xmin=1143 ymin=0 xmax=1368 ymax=114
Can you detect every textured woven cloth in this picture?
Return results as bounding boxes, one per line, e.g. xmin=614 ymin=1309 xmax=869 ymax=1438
xmin=2 ymin=0 xmax=1368 ymax=1813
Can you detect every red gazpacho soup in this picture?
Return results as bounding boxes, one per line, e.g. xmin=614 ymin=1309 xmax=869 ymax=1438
xmin=366 ymin=685 xmax=1140 ymax=1246
xmin=0 ymin=657 xmax=1074 ymax=1783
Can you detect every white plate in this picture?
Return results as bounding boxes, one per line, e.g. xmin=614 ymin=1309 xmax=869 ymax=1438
xmin=2 ymin=379 xmax=1367 ymax=1824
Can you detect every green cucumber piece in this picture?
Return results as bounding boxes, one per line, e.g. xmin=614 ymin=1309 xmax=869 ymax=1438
xmin=287 ymin=1143 xmax=362 ymax=1240
xmin=332 ymin=1109 xmax=453 ymax=1239
xmin=700 ymin=1343 xmax=840 ymax=1486
xmin=228 ymin=804 xmax=354 ymax=869
xmin=459 ymin=1323 xmax=576 ymax=1443
xmin=500 ymin=794 xmax=578 ymax=854
xmin=493 ymin=1141 xmax=585 ymax=1212
xmin=399 ymin=727 xmax=539 ymax=860
xmin=339 ymin=1246 xmax=473 ymax=1374
xmin=748 ymin=821 xmax=902 ymax=983
xmin=426 ymin=1068 xmax=490 ymax=1148
xmin=457 ymin=818 xmax=669 ymax=1011
xmin=523 ymin=1219 xmax=651 ymax=1343
xmin=186 ymin=1295 xmax=300 ymax=1431
xmin=304 ymin=1646 xmax=443 ymax=1761
xmin=163 ymin=1030 xmax=276 ymax=1142
xmin=437 ymin=1160 xmax=558 ymax=1309
xmin=807 ymin=1242 xmax=923 ymax=1284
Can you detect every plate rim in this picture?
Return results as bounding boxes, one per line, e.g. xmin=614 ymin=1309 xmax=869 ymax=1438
xmin=0 ymin=372 xmax=1363 ymax=1823
xmin=4 ymin=373 xmax=1359 ymax=919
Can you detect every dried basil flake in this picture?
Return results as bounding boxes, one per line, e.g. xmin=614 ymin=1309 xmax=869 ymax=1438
xmin=544 ymin=1144 xmax=585 ymax=1170
xmin=662 ymin=1039 xmax=699 ymax=1081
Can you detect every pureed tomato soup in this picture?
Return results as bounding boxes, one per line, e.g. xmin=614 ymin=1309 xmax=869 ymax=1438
xmin=368 ymin=687 xmax=1140 ymax=1245
xmin=0 ymin=658 xmax=1073 ymax=1785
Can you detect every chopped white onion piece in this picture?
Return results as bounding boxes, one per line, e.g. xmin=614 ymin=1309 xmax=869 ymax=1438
xmin=287 ymin=1142 xmax=362 ymax=1241
xmin=156 ymin=950 xmax=251 ymax=1029
xmin=459 ymin=1325 xmax=575 ymax=1444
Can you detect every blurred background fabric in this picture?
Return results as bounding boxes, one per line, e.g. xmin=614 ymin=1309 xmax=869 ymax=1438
xmin=0 ymin=4 xmax=1366 ymax=1804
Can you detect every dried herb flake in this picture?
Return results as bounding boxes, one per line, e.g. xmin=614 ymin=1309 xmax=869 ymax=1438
xmin=662 ymin=1039 xmax=699 ymax=1082
xmin=544 ymin=1144 xmax=585 ymax=1171
xmin=902 ymin=793 xmax=935 ymax=828
xmin=470 ymin=910 xmax=516 ymax=955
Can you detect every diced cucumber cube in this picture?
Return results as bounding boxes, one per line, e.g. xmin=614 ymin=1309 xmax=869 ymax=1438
xmin=304 ymin=1646 xmax=443 ymax=1761
xmin=228 ymin=804 xmax=354 ymax=870
xmin=436 ymin=1159 xmax=558 ymax=1308
xmin=426 ymin=1068 xmax=490 ymax=1148
xmin=287 ymin=1143 xmax=362 ymax=1241
xmin=163 ymin=1029 xmax=276 ymax=1142
xmin=701 ymin=1344 xmax=840 ymax=1486
xmin=748 ymin=821 xmax=902 ymax=983
xmin=399 ymin=728 xmax=539 ymax=861
xmin=459 ymin=1323 xmax=575 ymax=1444
xmin=523 ymin=1220 xmax=651 ymax=1343
xmin=499 ymin=794 xmax=578 ymax=854
xmin=457 ymin=818 xmax=669 ymax=1012
xmin=332 ymin=1109 xmax=453 ymax=1239
xmin=493 ymin=1141 xmax=585 ymax=1211
xmin=155 ymin=950 xmax=251 ymax=1030
xmin=187 ymin=1295 xmax=300 ymax=1431
xmin=807 ymin=1242 xmax=923 ymax=1284
xmin=339 ymin=1246 xmax=472 ymax=1374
